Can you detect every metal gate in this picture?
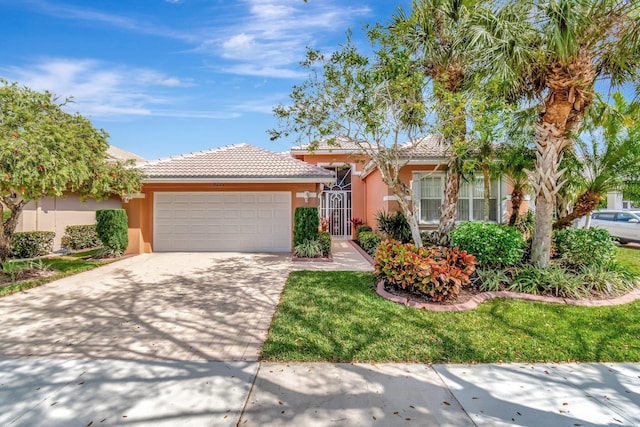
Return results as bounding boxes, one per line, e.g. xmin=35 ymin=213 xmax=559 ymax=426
xmin=320 ymin=191 xmax=352 ymax=238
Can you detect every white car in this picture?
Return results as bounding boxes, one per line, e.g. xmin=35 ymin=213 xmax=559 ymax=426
xmin=589 ymin=209 xmax=640 ymax=244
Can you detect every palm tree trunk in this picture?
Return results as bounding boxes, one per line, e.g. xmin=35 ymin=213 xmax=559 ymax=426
xmin=553 ymin=190 xmax=601 ymax=230
xmin=483 ymin=163 xmax=490 ymax=222
xmin=529 ymin=121 xmax=569 ymax=267
xmin=508 ymin=186 xmax=524 ymax=226
xmin=438 ymin=169 xmax=461 ymax=241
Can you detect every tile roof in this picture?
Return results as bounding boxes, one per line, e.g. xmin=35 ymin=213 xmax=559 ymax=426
xmin=398 ymin=135 xmax=448 ymax=158
xmin=107 ymin=145 xmax=147 ymax=164
xmin=290 ymin=136 xmax=371 ymax=154
xmin=139 ymin=144 xmax=335 ymax=181
xmin=290 ymin=135 xmax=448 ymax=158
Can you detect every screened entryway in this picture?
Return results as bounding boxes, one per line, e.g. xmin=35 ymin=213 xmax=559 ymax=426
xmin=320 ymin=165 xmax=352 ymax=238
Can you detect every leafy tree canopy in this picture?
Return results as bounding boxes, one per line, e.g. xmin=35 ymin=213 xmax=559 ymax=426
xmin=0 ymin=79 xmax=143 ymax=261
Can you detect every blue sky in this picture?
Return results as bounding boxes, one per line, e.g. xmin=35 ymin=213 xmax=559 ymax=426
xmin=1 ymin=0 xmax=409 ymax=160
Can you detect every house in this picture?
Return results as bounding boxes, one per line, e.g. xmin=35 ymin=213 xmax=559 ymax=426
xmin=123 ymin=138 xmax=527 ymax=254
xmin=15 ymin=146 xmax=146 ymax=251
xmin=291 ymin=136 xmax=526 ymax=239
xmin=123 ymin=144 xmax=334 ymax=253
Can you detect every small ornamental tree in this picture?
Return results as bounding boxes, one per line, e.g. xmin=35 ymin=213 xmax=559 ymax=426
xmin=270 ymin=35 xmax=428 ymax=247
xmin=0 ymin=80 xmax=142 ymax=263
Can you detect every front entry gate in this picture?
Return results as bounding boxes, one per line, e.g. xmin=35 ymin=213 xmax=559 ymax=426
xmin=320 ymin=191 xmax=352 ymax=239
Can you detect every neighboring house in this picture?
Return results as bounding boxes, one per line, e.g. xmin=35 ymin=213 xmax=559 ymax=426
xmin=15 ymin=146 xmax=146 ymax=251
xmin=123 ymin=144 xmax=334 ymax=254
xmin=291 ymin=136 xmax=526 ymax=239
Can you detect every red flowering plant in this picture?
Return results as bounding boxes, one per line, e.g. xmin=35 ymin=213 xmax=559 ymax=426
xmin=374 ymin=240 xmax=477 ymax=302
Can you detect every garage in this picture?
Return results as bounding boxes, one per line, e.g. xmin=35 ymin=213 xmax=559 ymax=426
xmin=154 ymin=191 xmax=292 ymax=252
xmin=126 ymin=144 xmax=334 ymax=254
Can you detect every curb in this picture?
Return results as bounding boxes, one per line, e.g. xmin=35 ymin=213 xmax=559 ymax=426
xmin=376 ymin=281 xmax=640 ymax=312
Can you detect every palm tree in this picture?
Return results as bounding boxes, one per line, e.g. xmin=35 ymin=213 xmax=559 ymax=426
xmin=494 ymin=139 xmax=536 ymax=226
xmin=554 ymin=92 xmax=640 ymax=229
xmin=390 ymin=0 xmax=492 ymax=241
xmin=479 ymin=0 xmax=640 ymax=266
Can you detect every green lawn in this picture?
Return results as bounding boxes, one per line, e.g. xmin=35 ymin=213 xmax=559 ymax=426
xmin=616 ymin=246 xmax=640 ymax=275
xmin=0 ymin=250 xmax=107 ymax=297
xmin=262 ymin=265 xmax=640 ymax=363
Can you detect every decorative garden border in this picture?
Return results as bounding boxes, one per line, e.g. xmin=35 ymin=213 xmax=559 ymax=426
xmin=376 ymin=281 xmax=640 ymax=312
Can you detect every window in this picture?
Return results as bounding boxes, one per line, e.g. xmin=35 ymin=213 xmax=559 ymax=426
xmin=593 ymin=212 xmax=615 ymax=221
xmin=616 ymin=212 xmax=638 ymax=222
xmin=414 ymin=173 xmax=501 ymax=223
xmin=417 ymin=176 xmax=443 ymax=223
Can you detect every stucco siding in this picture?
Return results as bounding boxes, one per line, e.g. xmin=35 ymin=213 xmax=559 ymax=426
xmin=17 ymin=195 xmax=122 ymax=250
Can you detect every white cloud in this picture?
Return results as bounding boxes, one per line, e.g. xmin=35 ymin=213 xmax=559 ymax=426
xmin=27 ymin=0 xmax=196 ymax=43
xmin=200 ymin=0 xmax=372 ymax=78
xmin=1 ymin=58 xmax=223 ymax=119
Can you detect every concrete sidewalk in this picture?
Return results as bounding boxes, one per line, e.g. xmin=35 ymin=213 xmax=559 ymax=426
xmin=2 ymin=360 xmax=638 ymax=426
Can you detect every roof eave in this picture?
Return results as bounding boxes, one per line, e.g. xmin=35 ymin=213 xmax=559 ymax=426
xmin=142 ymin=176 xmax=336 ymax=184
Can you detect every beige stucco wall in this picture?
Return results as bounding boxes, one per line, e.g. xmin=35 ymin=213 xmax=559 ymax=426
xmin=17 ymin=194 xmax=122 ymax=250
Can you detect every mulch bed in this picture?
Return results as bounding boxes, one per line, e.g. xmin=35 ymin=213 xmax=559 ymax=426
xmin=0 ymin=268 xmax=57 ymax=287
xmin=383 ymin=283 xmax=482 ymax=306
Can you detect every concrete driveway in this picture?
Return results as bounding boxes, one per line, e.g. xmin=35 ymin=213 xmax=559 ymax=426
xmin=0 ymin=252 xmax=297 ymax=362
xmin=0 ymin=245 xmax=374 ymax=426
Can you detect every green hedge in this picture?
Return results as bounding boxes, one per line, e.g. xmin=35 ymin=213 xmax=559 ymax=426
xmin=318 ymin=231 xmax=332 ymax=257
xmin=96 ymin=209 xmax=129 ymax=256
xmin=10 ymin=231 xmax=55 ymax=259
xmin=355 ymin=224 xmax=372 ymax=242
xmin=61 ymin=225 xmax=101 ymax=250
xmin=450 ymin=222 xmax=526 ymax=267
xmin=294 ymin=207 xmax=319 ymax=246
xmin=358 ymin=231 xmax=382 ymax=256
xmin=553 ymin=227 xmax=616 ymax=268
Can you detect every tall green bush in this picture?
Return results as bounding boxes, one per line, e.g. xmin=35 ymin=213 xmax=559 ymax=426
xmin=450 ymin=222 xmax=526 ymax=267
xmin=553 ymin=227 xmax=616 ymax=268
xmin=96 ymin=209 xmax=129 ymax=256
xmin=293 ymin=207 xmax=319 ymax=246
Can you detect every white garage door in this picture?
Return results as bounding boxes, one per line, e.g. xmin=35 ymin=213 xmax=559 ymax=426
xmin=154 ymin=192 xmax=292 ymax=252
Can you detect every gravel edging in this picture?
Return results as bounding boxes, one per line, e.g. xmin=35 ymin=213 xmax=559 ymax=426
xmin=376 ymin=280 xmax=640 ymax=312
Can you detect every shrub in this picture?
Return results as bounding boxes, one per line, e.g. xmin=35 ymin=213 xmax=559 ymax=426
xmin=553 ymin=227 xmax=616 ymax=269
xmin=2 ymin=210 xmax=10 ymax=223
xmin=294 ymin=239 xmax=323 ymax=258
xmin=318 ymin=231 xmax=332 ymax=257
xmin=10 ymin=231 xmax=55 ymax=259
xmin=358 ymin=231 xmax=382 ymax=256
xmin=374 ymin=240 xmax=476 ymax=302
xmin=61 ymin=225 xmax=101 ymax=250
xmin=355 ymin=224 xmax=373 ymax=242
xmin=95 ymin=209 xmax=129 ymax=256
xmin=576 ymin=264 xmax=636 ymax=296
xmin=450 ymin=222 xmax=526 ymax=267
xmin=294 ymin=207 xmax=319 ymax=246
xmin=473 ymin=268 xmax=509 ymax=292
xmin=376 ymin=211 xmax=412 ymax=243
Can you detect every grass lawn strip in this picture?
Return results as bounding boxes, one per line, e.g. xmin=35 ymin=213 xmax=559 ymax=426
xmin=0 ymin=249 xmax=109 ymax=297
xmin=262 ymin=268 xmax=640 ymax=363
